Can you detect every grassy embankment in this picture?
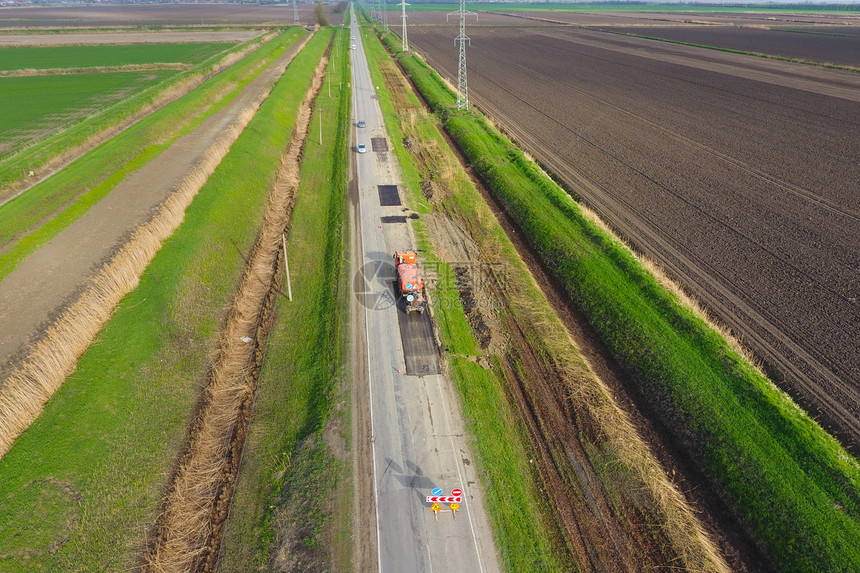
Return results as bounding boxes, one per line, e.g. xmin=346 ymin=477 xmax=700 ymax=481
xmin=0 ymin=29 xmax=302 ymax=282
xmin=0 ymin=33 xmax=265 ymax=181
xmin=362 ymin=21 xmax=572 ymax=571
xmin=0 ymin=30 xmax=329 ymax=572
xmin=386 ymin=33 xmax=860 ymax=572
xmin=217 ymin=27 xmax=353 ymax=571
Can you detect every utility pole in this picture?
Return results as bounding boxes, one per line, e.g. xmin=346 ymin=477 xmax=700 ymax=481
xmin=382 ymin=0 xmax=389 ymax=31
xmin=282 ymin=234 xmax=292 ymax=301
xmin=447 ymin=0 xmax=477 ymax=111
xmin=400 ymin=0 xmax=409 ymax=51
xmin=293 ymin=0 xmax=299 ymax=25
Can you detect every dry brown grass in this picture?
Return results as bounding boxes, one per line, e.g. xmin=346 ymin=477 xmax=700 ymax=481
xmin=0 ymin=37 xmax=287 ymax=460
xmin=503 ymin=225 xmax=731 ymax=572
xmin=140 ymin=42 xmax=327 ymax=573
xmin=555 ymin=335 xmax=731 ymax=572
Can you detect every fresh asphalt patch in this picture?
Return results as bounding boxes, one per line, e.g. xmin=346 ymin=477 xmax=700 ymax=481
xmin=377 ymin=184 xmax=401 ymax=206
xmin=371 ymin=137 xmax=388 ymax=152
xmin=394 ymin=284 xmax=441 ymax=376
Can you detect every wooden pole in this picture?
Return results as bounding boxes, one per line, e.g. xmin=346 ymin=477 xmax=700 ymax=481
xmin=282 ymin=233 xmax=292 ymax=302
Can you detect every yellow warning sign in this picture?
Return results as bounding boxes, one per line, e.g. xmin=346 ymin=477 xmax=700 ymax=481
xmin=430 ymin=502 xmax=441 ymax=511
xmin=449 ymin=503 xmax=460 ymax=510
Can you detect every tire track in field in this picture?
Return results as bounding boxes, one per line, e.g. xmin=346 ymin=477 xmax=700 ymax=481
xmin=463 ymin=62 xmax=860 ymax=448
xmin=409 ymin=28 xmax=860 ymax=449
xmin=474 ymin=40 xmax=860 ymax=225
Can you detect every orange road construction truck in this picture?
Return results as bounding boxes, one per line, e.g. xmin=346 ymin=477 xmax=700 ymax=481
xmin=393 ymin=250 xmax=426 ymax=314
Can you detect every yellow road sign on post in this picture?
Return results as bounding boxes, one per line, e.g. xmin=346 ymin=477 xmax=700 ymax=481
xmin=430 ymin=502 xmax=441 ymax=521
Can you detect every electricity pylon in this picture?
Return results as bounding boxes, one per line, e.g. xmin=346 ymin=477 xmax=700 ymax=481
xmin=400 ymin=0 xmax=409 ymax=52
xmin=382 ymin=0 xmax=389 ymax=31
xmin=447 ymin=0 xmax=477 ymax=111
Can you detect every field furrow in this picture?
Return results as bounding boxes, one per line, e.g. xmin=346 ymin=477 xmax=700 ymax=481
xmin=408 ymin=23 xmax=860 ymax=449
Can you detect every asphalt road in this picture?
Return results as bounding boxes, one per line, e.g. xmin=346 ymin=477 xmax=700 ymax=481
xmin=348 ymin=10 xmax=500 ymax=573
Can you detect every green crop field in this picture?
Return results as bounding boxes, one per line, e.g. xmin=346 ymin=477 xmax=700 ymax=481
xmin=0 ymin=30 xmax=325 ymax=572
xmin=384 ymin=28 xmax=860 ymax=573
xmin=0 ymin=33 xmax=267 ymax=175
xmin=0 ymin=30 xmax=302 ymax=286
xmin=0 ymin=43 xmax=232 ymax=71
xmin=0 ymin=72 xmax=174 ymax=144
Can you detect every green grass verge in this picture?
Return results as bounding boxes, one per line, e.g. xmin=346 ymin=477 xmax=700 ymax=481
xmin=216 ymin=27 xmax=352 ymax=571
xmin=0 ymin=29 xmax=303 ymax=282
xmin=385 ymin=33 xmax=860 ymax=572
xmin=0 ymin=43 xmax=231 ymax=71
xmin=0 ymin=30 xmax=327 ymax=573
xmin=363 ymin=21 xmax=570 ymax=571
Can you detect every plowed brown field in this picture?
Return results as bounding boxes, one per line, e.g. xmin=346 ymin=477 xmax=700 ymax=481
xmin=475 ymin=9 xmax=860 ymax=29
xmin=600 ymin=26 xmax=860 ymax=67
xmin=407 ymin=24 xmax=860 ymax=449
